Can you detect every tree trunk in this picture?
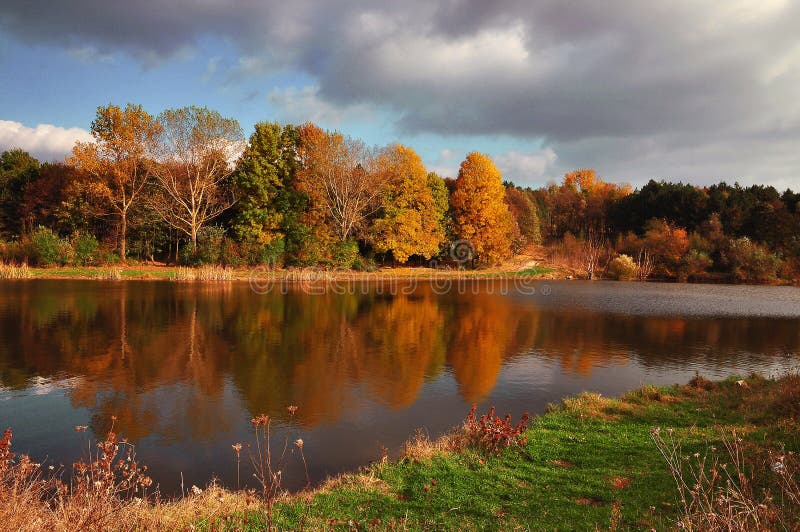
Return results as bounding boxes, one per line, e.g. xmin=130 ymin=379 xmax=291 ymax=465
xmin=119 ymin=212 xmax=127 ymax=261
xmin=191 ymin=227 xmax=198 ymax=254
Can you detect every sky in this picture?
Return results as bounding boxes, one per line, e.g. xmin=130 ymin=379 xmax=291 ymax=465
xmin=1 ymin=0 xmax=799 ymax=190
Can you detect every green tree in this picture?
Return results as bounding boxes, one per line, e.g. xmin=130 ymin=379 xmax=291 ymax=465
xmin=0 ymin=149 xmax=39 ymax=237
xmin=231 ymin=122 xmax=308 ymax=263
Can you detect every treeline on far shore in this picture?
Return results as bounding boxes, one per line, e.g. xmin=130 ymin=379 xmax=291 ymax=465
xmin=0 ymin=103 xmax=798 ymax=284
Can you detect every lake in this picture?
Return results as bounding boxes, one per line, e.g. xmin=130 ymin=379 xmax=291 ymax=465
xmin=1 ymin=279 xmax=798 ymax=493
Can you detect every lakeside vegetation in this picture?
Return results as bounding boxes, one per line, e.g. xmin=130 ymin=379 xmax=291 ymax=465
xmin=2 ymin=373 xmax=798 ymax=530
xmin=1 ymin=103 xmax=798 ymax=285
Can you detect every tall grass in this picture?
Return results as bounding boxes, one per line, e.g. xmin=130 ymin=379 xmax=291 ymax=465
xmin=0 ymin=406 xmax=309 ymax=531
xmin=0 ymin=262 xmax=32 ymax=279
xmin=173 ymin=265 xmax=236 ymax=281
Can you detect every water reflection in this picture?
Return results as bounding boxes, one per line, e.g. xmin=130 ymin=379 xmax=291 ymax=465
xmin=0 ymin=280 xmax=798 ymax=491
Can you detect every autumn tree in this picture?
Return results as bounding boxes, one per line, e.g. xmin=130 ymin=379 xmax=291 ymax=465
xmin=231 ymin=122 xmax=309 ymax=262
xmin=150 ymin=107 xmax=243 ymax=252
xmin=370 ymin=145 xmax=444 ymax=263
xmin=504 ymin=186 xmax=541 ymax=245
xmin=68 ymin=104 xmax=161 ymax=259
xmin=643 ymin=218 xmax=690 ymax=276
xmin=450 ymin=153 xmax=516 ymax=264
xmin=296 ymin=124 xmax=384 ymax=242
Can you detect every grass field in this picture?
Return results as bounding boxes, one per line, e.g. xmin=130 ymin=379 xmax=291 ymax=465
xmin=2 ymin=373 xmax=798 ymax=530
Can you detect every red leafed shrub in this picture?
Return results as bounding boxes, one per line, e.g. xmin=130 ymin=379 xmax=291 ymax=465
xmin=463 ymin=405 xmax=530 ymax=454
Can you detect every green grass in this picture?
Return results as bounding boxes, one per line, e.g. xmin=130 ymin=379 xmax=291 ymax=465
xmin=512 ymin=266 xmax=555 ymax=276
xmin=200 ymin=374 xmax=799 ymax=531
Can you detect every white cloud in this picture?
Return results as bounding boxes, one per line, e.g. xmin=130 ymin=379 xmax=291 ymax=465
xmin=267 ymin=86 xmax=374 ymax=127
xmin=0 ymin=120 xmax=92 ymax=162
xmin=495 ymin=148 xmax=558 ymax=186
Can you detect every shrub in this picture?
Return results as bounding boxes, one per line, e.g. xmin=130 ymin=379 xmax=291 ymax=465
xmin=462 ymin=405 xmax=530 ymax=454
xmin=351 ymin=255 xmax=376 ymax=272
xmin=679 ymin=249 xmax=713 ymax=281
xmin=197 ymin=225 xmax=226 ymax=264
xmin=219 ymin=238 xmax=245 ymax=267
xmin=330 ymin=240 xmax=360 ymax=269
xmin=28 ymin=226 xmax=71 ymax=266
xmin=242 ymin=237 xmax=285 ymax=266
xmin=607 ymin=254 xmax=638 ymax=280
xmin=70 ymin=231 xmax=100 ymax=266
xmin=726 ymin=237 xmax=782 ymax=283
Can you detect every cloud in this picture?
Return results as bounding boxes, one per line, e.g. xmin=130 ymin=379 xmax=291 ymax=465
xmin=495 ymin=148 xmax=558 ymax=186
xmin=2 ymin=1 xmax=800 ymax=185
xmin=267 ymin=86 xmax=374 ymax=127
xmin=0 ymin=120 xmax=92 ymax=162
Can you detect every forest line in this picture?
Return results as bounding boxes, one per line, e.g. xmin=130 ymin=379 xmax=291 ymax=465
xmin=0 ymin=103 xmax=798 ymax=283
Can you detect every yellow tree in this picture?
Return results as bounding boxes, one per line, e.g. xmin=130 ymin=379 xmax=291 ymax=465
xmin=68 ymin=103 xmax=161 ymax=259
xmin=450 ymin=152 xmax=516 ymax=264
xmin=370 ymin=145 xmax=444 ymax=263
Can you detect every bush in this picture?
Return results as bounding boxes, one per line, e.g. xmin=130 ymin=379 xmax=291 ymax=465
xmin=70 ymin=231 xmax=100 ymax=266
xmin=679 ymin=249 xmax=713 ymax=281
xmin=330 ymin=240 xmax=360 ymax=269
xmin=462 ymin=405 xmax=530 ymax=454
xmin=242 ymin=237 xmax=285 ymax=266
xmin=351 ymin=255 xmax=376 ymax=272
xmin=197 ymin=226 xmax=226 ymax=264
xmin=607 ymin=254 xmax=638 ymax=280
xmin=219 ymin=238 xmax=245 ymax=267
xmin=28 ymin=226 xmax=71 ymax=266
xmin=726 ymin=237 xmax=782 ymax=283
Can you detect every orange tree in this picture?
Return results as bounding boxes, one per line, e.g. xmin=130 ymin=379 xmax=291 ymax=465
xmin=450 ymin=152 xmax=516 ymax=265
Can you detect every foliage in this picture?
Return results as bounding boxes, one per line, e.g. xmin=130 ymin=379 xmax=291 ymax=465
xmin=643 ymin=218 xmax=690 ymax=277
xmin=2 ymin=109 xmax=799 ymax=280
xmin=296 ymin=124 xmax=384 ymax=242
xmin=0 ymin=149 xmax=39 ymax=237
xmin=505 ymin=186 xmax=542 ymax=245
xmin=607 ymin=254 xmax=638 ymax=280
xmin=726 ymin=236 xmax=782 ymax=283
xmin=231 ymin=122 xmax=306 ymax=259
xmin=68 ymin=103 xmax=161 ymax=259
xmin=70 ymin=231 xmax=100 ymax=266
xmin=330 ymin=240 xmax=360 ymax=268
xmin=463 ymin=404 xmax=530 ymax=454
xmin=450 ymin=153 xmax=516 ymax=265
xmin=28 ymin=226 xmax=70 ymax=266
xmin=370 ymin=145 xmax=444 ymax=263
xmin=679 ymin=249 xmax=713 ymax=281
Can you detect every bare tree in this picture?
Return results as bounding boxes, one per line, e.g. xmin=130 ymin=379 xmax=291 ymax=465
xmin=637 ymin=248 xmax=656 ymax=280
xmin=150 ymin=107 xmax=243 ymax=251
xmin=582 ymin=229 xmax=606 ymax=279
xmin=296 ymin=124 xmax=385 ymax=241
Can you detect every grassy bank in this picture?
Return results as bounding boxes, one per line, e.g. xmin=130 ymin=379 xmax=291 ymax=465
xmin=2 ymin=374 xmax=799 ymax=530
xmin=0 ymin=263 xmax=558 ymax=281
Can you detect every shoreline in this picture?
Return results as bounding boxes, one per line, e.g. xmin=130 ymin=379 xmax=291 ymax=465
xmin=1 ymin=264 xmax=797 ymax=286
xmin=2 ymin=373 xmax=798 ymax=530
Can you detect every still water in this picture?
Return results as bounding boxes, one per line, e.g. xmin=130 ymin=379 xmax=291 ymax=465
xmin=1 ymin=279 xmax=798 ymax=493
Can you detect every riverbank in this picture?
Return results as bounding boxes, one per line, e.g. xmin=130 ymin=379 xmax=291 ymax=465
xmin=2 ymin=373 xmax=798 ymax=530
xmin=0 ymin=263 xmax=559 ymax=281
xmin=2 ymin=263 xmax=797 ymax=286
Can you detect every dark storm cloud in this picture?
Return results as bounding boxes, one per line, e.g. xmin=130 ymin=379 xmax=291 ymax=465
xmin=2 ymin=0 xmax=800 ymax=185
